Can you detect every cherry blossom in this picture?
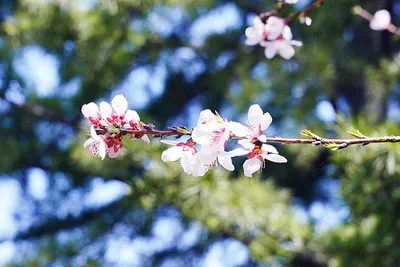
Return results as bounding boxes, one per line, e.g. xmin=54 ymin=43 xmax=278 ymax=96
xmin=191 ymin=110 xmax=231 ymax=153
xmin=261 ymin=26 xmax=302 ymax=59
xmin=370 ymin=9 xmax=391 ymax=31
xmin=245 ymin=16 xmax=287 ymax=46
xmin=229 ymin=104 xmax=272 ymax=143
xmin=100 ymin=94 xmax=131 ymax=127
xmin=161 ymin=139 xmax=197 ymax=173
xmin=84 ymin=126 xmax=107 ymax=160
xmin=235 ymin=140 xmax=287 ymax=177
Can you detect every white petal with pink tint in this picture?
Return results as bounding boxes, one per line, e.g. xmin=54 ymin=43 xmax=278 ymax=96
xmin=124 ymin=110 xmax=140 ymax=123
xmin=81 ymin=102 xmax=99 ymax=118
xmin=265 ymin=154 xmax=287 ymax=163
xmin=243 ymin=158 xmax=262 ymax=177
xmin=100 ymin=101 xmax=113 ymax=119
xmin=161 ymin=146 xmax=183 ymax=162
xmin=245 ymin=17 xmax=266 ymax=46
xmin=266 ymin=16 xmax=286 ymax=40
xmin=111 ymin=94 xmax=128 ymax=115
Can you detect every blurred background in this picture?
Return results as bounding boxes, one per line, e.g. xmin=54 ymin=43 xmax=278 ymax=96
xmin=1 ymin=0 xmax=400 ymax=266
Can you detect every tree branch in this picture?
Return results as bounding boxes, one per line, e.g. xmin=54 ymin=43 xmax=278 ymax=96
xmin=103 ymin=127 xmax=400 ymax=150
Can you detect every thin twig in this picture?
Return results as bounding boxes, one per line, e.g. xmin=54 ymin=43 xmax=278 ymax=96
xmin=118 ymin=128 xmax=400 ymax=149
xmin=289 ymin=0 xmax=325 ymax=22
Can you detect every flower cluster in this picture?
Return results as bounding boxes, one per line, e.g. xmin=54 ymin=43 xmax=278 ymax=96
xmin=81 ymin=94 xmax=149 ymax=160
xmin=82 ymin=95 xmax=287 ymax=177
xmin=244 ymin=0 xmax=305 ymax=60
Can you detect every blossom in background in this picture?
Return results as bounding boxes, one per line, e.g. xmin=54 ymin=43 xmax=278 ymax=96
xmin=84 ymin=126 xmax=107 ymax=160
xmin=245 ymin=16 xmax=301 ymax=59
xmin=245 ymin=16 xmax=286 ymax=46
xmin=261 ymin=26 xmax=302 ymax=59
xmin=161 ymin=140 xmax=197 ymax=173
xmin=370 ymin=9 xmax=391 ymax=31
xmin=235 ymin=139 xmax=287 ymax=177
xmin=229 ymin=104 xmax=272 ymax=143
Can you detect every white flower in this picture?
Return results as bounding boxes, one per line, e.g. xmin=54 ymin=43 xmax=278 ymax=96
xmin=370 ymin=9 xmax=391 ymax=31
xmin=161 ymin=140 xmax=197 ymax=173
xmin=84 ymin=126 xmax=107 ymax=160
xmin=81 ymin=102 xmax=103 ymax=127
xmin=235 ymin=140 xmax=287 ymax=177
xmin=261 ymin=26 xmax=302 ymax=59
xmin=229 ymin=104 xmax=273 ymax=143
xmin=192 ymin=110 xmax=231 ymax=153
xmin=245 ymin=16 xmax=286 ymax=46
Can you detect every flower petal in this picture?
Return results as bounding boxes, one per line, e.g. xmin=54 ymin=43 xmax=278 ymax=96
xmin=197 ymin=109 xmax=215 ymax=125
xmin=161 ymin=140 xmax=181 ymax=146
xmin=266 ymin=16 xmax=285 ymax=40
xmin=141 ymin=134 xmax=150 ymax=144
xmin=217 ymin=152 xmax=234 ymax=171
xmin=181 ymin=151 xmax=194 ymax=173
xmin=100 ymin=101 xmax=113 ymax=119
xmin=278 ymin=41 xmax=295 ymax=60
xmin=124 ymin=109 xmax=140 ymax=123
xmin=258 ymin=135 xmax=267 ymax=143
xmin=107 ymin=146 xmax=121 ymax=158
xmin=238 ymin=139 xmax=254 ymax=150
xmin=245 ymin=37 xmax=262 ymax=46
xmin=265 ymin=154 xmax=287 ymax=163
xmin=227 ymin=148 xmax=249 ymax=157
xmin=81 ymin=102 xmax=99 ymax=118
xmin=264 ymin=43 xmax=278 ymax=59
xmin=111 ymin=94 xmax=128 ymax=115
xmin=161 ymin=146 xmax=183 ymax=162
xmin=228 ymin=122 xmax=249 ymax=137
xmin=189 ymin=153 xmax=214 ymax=177
xmin=83 ymin=138 xmax=93 ymax=148
xmin=248 ymin=104 xmax=263 ymax=127
xmin=99 ymin=141 xmax=106 ymax=160
xmin=261 ymin=112 xmax=272 ymax=131
xmin=282 ymin=26 xmax=293 ymax=40
xmin=243 ymin=158 xmax=262 ymax=177
xmin=261 ymin=144 xmax=279 ymax=154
